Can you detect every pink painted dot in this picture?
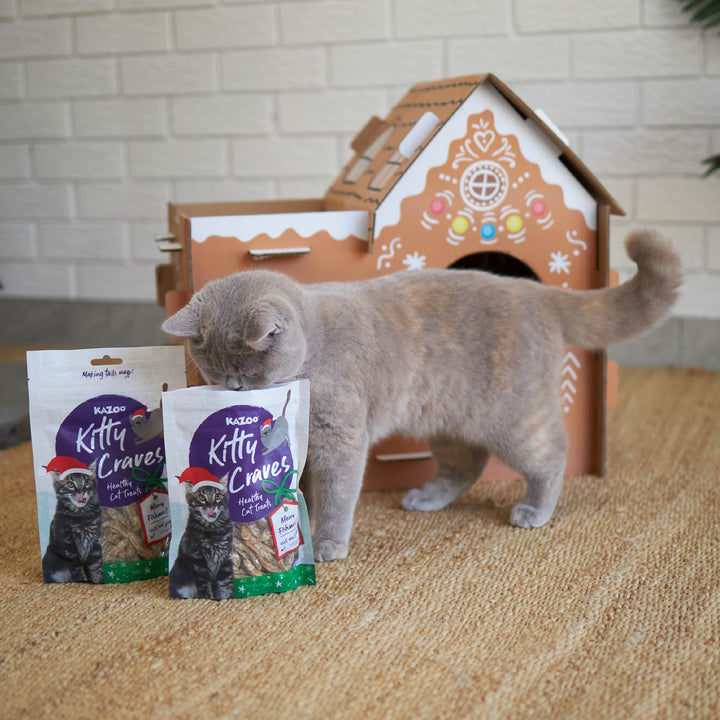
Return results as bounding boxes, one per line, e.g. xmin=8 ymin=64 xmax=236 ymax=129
xmin=531 ymin=200 xmax=547 ymax=216
xmin=430 ymin=198 xmax=445 ymax=215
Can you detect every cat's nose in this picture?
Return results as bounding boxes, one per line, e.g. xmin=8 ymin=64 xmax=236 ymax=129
xmin=224 ymin=377 xmax=243 ymax=390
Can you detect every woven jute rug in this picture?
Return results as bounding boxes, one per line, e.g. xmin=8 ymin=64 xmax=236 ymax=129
xmin=1 ymin=367 xmax=718 ymax=719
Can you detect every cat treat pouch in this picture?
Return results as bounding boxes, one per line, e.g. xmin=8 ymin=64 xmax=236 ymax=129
xmin=162 ymin=380 xmax=315 ymax=600
xmin=27 ymin=346 xmax=187 ymax=584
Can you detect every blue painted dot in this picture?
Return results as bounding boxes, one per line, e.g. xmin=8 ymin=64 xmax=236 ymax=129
xmin=480 ymin=223 xmax=496 ymax=240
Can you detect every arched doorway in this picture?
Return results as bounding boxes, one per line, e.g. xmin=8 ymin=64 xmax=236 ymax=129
xmin=448 ymin=251 xmax=540 ymax=282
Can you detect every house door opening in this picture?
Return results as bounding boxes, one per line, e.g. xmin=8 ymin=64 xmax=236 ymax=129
xmin=448 ymin=251 xmax=540 ymax=281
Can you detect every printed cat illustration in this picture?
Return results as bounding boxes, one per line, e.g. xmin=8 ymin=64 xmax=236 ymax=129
xmin=42 ymin=458 xmax=104 ymax=583
xmin=162 ymin=230 xmax=683 ymax=563
xmin=260 ymin=389 xmax=291 ymax=454
xmin=169 ymin=470 xmax=234 ymax=600
xmin=130 ymin=386 xmax=167 ymax=445
xmin=129 ymin=406 xmax=163 ymax=444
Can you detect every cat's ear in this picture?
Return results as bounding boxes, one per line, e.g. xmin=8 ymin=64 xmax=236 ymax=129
xmin=162 ymin=303 xmax=201 ymax=338
xmin=246 ymin=295 xmax=295 ymax=350
xmin=247 ymin=320 xmax=283 ymax=351
xmin=218 ymin=474 xmax=229 ymax=492
xmin=181 ymin=480 xmax=194 ymax=501
xmin=246 ymin=307 xmax=284 ymax=351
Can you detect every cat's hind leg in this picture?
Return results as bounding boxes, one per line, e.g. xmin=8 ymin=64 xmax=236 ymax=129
xmin=503 ymin=417 xmax=567 ymax=529
xmin=403 ymin=438 xmax=489 ymax=512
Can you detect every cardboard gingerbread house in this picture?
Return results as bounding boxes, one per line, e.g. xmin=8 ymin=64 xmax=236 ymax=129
xmin=157 ymin=73 xmax=622 ymax=491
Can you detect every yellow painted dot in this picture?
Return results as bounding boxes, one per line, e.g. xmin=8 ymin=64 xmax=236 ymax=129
xmin=506 ymin=214 xmax=523 ymax=233
xmin=451 ymin=215 xmax=469 ymax=234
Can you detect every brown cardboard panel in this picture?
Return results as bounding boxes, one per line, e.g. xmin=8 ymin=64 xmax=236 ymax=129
xmin=190 ymin=230 xmax=371 ymax=291
xmin=364 ymin=436 xmax=524 ymax=492
xmin=172 ymin=198 xmax=325 ymax=221
xmin=364 ymin=436 xmax=437 ymax=491
xmin=155 ymin=264 xmax=174 ymax=307
xmin=606 ymin=360 xmax=619 ymax=409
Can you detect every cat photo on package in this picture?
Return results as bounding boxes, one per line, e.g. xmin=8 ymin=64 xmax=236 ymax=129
xmin=27 ymin=346 xmax=187 ymax=584
xmin=162 ymin=380 xmax=315 ymax=600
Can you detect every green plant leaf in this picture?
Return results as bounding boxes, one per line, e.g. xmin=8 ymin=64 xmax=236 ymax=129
xmin=702 ymin=154 xmax=720 ymax=176
xmin=674 ymin=0 xmax=720 ymax=29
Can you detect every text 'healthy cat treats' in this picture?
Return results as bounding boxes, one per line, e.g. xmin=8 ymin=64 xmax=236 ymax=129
xmin=27 ymin=346 xmax=187 ymax=584
xmin=162 ymin=380 xmax=315 ymax=600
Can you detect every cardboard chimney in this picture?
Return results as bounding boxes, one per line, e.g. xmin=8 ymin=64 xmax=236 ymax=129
xmin=157 ymin=73 xmax=622 ymax=492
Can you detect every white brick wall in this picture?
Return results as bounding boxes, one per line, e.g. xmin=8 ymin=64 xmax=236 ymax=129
xmin=0 ymin=0 xmax=718 ymax=316
xmin=76 ymin=12 xmax=171 ymax=55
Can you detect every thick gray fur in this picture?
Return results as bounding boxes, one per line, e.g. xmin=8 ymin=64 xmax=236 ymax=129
xmin=162 ymin=231 xmax=682 ymax=563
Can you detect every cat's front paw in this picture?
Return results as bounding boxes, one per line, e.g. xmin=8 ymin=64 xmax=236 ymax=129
xmin=313 ymin=539 xmax=348 ymax=562
xmin=510 ymin=503 xmax=553 ymax=529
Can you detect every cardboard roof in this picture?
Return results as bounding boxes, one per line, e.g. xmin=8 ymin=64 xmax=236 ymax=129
xmin=324 ymin=73 xmax=624 ymax=241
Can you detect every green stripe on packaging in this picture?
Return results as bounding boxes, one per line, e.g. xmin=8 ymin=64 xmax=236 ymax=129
xmin=103 ymin=556 xmax=169 ymax=584
xmin=234 ymin=564 xmax=316 ymax=598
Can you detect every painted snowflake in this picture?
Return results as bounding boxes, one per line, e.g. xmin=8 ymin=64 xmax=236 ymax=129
xmin=549 ymin=251 xmax=571 ymax=275
xmin=403 ymin=251 xmax=427 ymax=271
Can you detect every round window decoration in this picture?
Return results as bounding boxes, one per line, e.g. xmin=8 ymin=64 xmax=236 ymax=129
xmin=460 ymin=160 xmax=509 ymax=211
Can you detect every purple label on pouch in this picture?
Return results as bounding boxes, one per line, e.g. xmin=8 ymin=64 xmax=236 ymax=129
xmin=188 ymin=404 xmax=296 ymax=523
xmin=55 ymin=394 xmax=165 ymax=507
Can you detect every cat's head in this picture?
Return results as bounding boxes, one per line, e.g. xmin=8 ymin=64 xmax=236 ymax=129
xmin=49 ymin=460 xmax=98 ymax=511
xmin=184 ymin=474 xmax=229 ymax=526
xmin=260 ymin=419 xmax=273 ymax=440
xmin=162 ymin=271 xmax=307 ymax=391
xmin=130 ymin=410 xmax=147 ymax=427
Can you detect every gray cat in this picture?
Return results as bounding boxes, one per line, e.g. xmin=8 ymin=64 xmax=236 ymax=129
xmin=162 ymin=231 xmax=682 ymax=563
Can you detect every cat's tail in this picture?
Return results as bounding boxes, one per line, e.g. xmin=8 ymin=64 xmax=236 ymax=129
xmin=555 ymin=230 xmax=683 ymax=349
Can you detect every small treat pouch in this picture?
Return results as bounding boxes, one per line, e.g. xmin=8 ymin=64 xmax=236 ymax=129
xmin=162 ymin=380 xmax=315 ymax=600
xmin=27 ymin=346 xmax=187 ymax=584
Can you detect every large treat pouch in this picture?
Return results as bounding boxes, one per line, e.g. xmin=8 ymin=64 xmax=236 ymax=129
xmin=162 ymin=380 xmax=315 ymax=600
xmin=27 ymin=347 xmax=187 ymax=584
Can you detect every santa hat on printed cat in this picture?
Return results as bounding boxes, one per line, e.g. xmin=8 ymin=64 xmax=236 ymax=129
xmin=44 ymin=456 xmax=93 ymax=481
xmin=178 ymin=467 xmax=223 ymax=491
